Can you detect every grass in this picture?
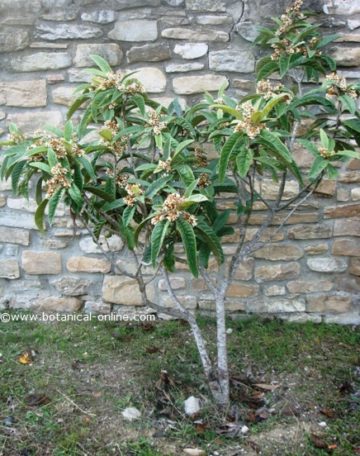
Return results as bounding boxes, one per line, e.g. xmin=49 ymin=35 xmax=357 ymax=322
xmin=0 ymin=313 xmax=359 ymax=455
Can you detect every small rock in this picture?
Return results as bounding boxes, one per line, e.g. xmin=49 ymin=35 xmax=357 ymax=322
xmin=183 ymin=449 xmax=205 ymax=456
xmin=226 ymin=328 xmax=233 ymax=334
xmin=184 ymin=396 xmax=200 ymax=416
xmin=319 ymin=421 xmax=327 ymax=427
xmin=241 ymin=425 xmax=249 ymax=434
xmin=122 ymin=407 xmax=141 ymax=421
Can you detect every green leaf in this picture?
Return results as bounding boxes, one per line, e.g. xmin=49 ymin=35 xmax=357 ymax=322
xmin=210 ymin=104 xmax=243 ymax=120
xmin=343 ymin=118 xmax=360 ymax=134
xmin=102 ymin=198 xmax=125 ymax=212
xmin=123 ymin=205 xmax=136 ymax=226
xmin=218 ymin=132 xmax=242 ymax=182
xmin=132 ymin=94 xmax=145 ymax=116
xmin=258 ymin=130 xmax=292 ymax=163
xmin=163 ymin=243 xmax=175 ymax=272
xmin=339 ymin=95 xmax=357 ymax=115
xmin=176 ymin=217 xmax=198 ymax=277
xmin=67 ymin=96 xmax=88 ymax=120
xmin=84 ymin=185 xmax=114 ymax=202
xmin=181 ymin=194 xmax=208 ymax=208
xmin=90 ymin=54 xmax=112 ymax=74
xmin=309 ymin=156 xmax=328 ymax=180
xmin=195 ymin=220 xmax=224 ymax=265
xmin=236 ymin=148 xmax=253 ymax=177
xmin=28 ymin=162 xmax=52 ymax=174
xmin=78 ymin=156 xmax=96 ymax=180
xmin=35 ymin=199 xmax=48 ymax=231
xmin=35 ymin=177 xmax=43 ymax=204
xmin=48 ymin=188 xmax=64 ymax=224
xmin=47 ymin=148 xmax=58 ymax=168
xmin=319 ymin=129 xmax=330 ymax=149
xmin=279 ymin=54 xmax=290 ymax=78
xmin=176 ymin=164 xmax=195 ymax=186
xmin=64 ymin=121 xmax=73 ymax=141
xmin=256 ymin=60 xmax=279 ymax=81
xmin=335 ymin=150 xmax=360 ymax=159
xmin=150 ymin=219 xmax=170 ymax=267
xmin=11 ymin=160 xmax=27 ymax=193
xmin=145 ymin=175 xmax=171 ymax=199
xmin=68 ymin=184 xmax=83 ymax=207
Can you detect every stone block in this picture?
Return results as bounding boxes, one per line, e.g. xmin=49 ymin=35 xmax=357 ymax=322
xmin=173 ymin=74 xmax=228 ymax=94
xmin=102 ymin=275 xmax=155 ymax=305
xmin=287 ymin=280 xmax=333 ymax=294
xmin=307 ymin=294 xmax=352 ymax=313
xmin=67 ymin=256 xmax=111 ymax=273
xmin=11 ymin=52 xmax=71 ymax=72
xmin=332 ymin=239 xmax=360 ymax=256
xmin=36 ymin=22 xmax=102 ymax=40
xmin=127 ymin=43 xmax=170 ymax=63
xmin=0 ymin=227 xmax=30 ymax=246
xmin=22 ymin=251 xmax=62 ymax=274
xmin=109 ymin=20 xmax=158 ymax=41
xmin=173 ymin=42 xmax=208 ymax=59
xmin=0 ymin=80 xmax=47 ymax=107
xmin=35 ymin=296 xmax=82 ymax=312
xmin=162 ymin=27 xmax=228 ymax=42
xmin=209 ymin=49 xmax=255 ymax=73
xmin=51 ymin=276 xmax=90 ymax=296
xmin=253 ymin=244 xmax=303 ymax=261
xmin=307 ymin=257 xmax=348 ymax=273
xmin=74 ymin=43 xmax=123 ymax=67
xmin=255 ymin=262 xmax=300 ymax=282
xmin=0 ymin=259 xmax=20 ymax=279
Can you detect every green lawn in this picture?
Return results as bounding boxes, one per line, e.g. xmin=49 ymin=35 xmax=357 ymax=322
xmin=0 ymin=314 xmax=359 ymax=455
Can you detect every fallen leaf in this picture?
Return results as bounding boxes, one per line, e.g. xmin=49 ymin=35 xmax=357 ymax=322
xmin=146 ymin=346 xmax=160 ymax=354
xmin=310 ymin=433 xmax=328 ymax=449
xmin=320 ymin=407 xmax=336 ymax=419
xmin=183 ymin=449 xmax=205 ymax=456
xmin=328 ymin=444 xmax=337 ymax=450
xmin=254 ymin=383 xmax=279 ymax=392
xmin=25 ymin=394 xmax=51 ymax=407
xmin=17 ymin=350 xmax=34 ymax=365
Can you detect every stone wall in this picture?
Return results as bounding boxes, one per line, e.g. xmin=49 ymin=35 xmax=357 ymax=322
xmin=0 ymin=0 xmax=360 ymax=324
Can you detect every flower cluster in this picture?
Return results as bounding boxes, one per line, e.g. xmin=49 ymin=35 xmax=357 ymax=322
xmin=194 ymin=145 xmax=208 ymax=168
xmin=256 ymin=80 xmax=286 ymax=100
xmin=148 ymin=110 xmax=167 ymax=135
xmin=101 ymin=120 xmax=129 ymax=155
xmin=46 ymin=164 xmax=71 ymax=199
xmin=234 ymin=101 xmax=265 ymax=139
xmin=124 ymin=183 xmax=143 ymax=207
xmin=29 ymin=133 xmax=84 ymax=159
xmin=92 ymin=72 xmax=144 ymax=95
xmin=158 ymin=159 xmax=172 ymax=174
xmin=318 ymin=147 xmax=334 ymax=159
xmin=275 ymin=0 xmax=305 ymax=36
xmin=122 ymin=79 xmax=144 ymax=95
xmin=151 ymin=193 xmax=197 ymax=226
xmin=325 ymin=72 xmax=358 ymax=99
xmin=198 ymin=173 xmax=210 ymax=188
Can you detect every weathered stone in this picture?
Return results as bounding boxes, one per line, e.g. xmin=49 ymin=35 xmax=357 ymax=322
xmin=0 ymin=194 xmax=6 ymax=207
xmin=74 ymin=43 xmax=123 ymax=67
xmin=336 ymin=33 xmax=360 ymax=43
xmin=173 ymin=74 xmax=228 ymax=95
xmin=185 ymin=0 xmax=226 ymax=11
xmin=0 ymin=227 xmax=30 ymax=246
xmin=164 ymin=0 xmax=184 ymax=5
xmin=130 ymin=67 xmax=166 ymax=93
xmin=109 ymin=0 xmax=160 ymax=9
xmin=261 ymin=179 xmax=299 ymax=200
xmin=173 ymin=42 xmax=208 ymax=59
xmin=307 ymin=294 xmax=352 ymax=313
xmin=351 ymin=187 xmax=360 ymax=200
xmin=52 ymin=85 xmax=76 ymax=106
xmin=0 ymin=259 xmax=20 ymax=279
xmin=236 ymin=20 xmax=260 ymax=42
xmin=287 ymin=280 xmax=333 ymax=294
xmin=324 ymin=203 xmax=360 ymax=218
xmin=232 ymin=78 xmax=254 ymax=91
xmin=234 ymin=258 xmax=254 ymax=280
xmin=127 ymin=43 xmax=170 ymax=63
xmin=324 ymin=0 xmax=360 ymax=15
xmin=315 ymin=179 xmax=336 ymax=196
xmin=253 ymin=244 xmax=303 ymax=261
xmin=47 ymin=74 xmax=66 ymax=84
xmin=249 ymin=212 xmax=319 ymax=225
xmin=109 ymin=20 xmax=158 ymax=41
xmin=195 ymin=14 xmax=233 ymax=25
xmin=30 ymin=42 xmax=68 ymax=49
xmin=165 ymin=62 xmax=204 ymax=72
xmin=158 ymin=277 xmax=185 ymax=291
xmin=22 ymin=251 xmax=62 ymax=275
xmin=333 ymin=239 xmax=360 ymax=256
xmin=209 ymin=49 xmax=255 ymax=73
xmin=35 ymin=296 xmax=82 ymax=312
xmin=324 ymin=313 xmax=360 ymax=325
xmin=337 ymin=188 xmax=350 ymax=201
xmin=41 ymin=9 xmax=78 ymax=21
xmin=255 ymin=262 xmax=300 ymax=282
xmin=42 ymin=238 xmax=68 ymax=249
xmin=0 ymin=28 xmax=29 ymax=52
xmin=51 ymin=276 xmax=90 ymax=296
xmin=153 ymin=96 xmax=187 ymax=109
xmin=102 ymin=275 xmax=155 ymax=305
xmin=81 ymin=10 xmax=116 ymax=24
xmin=331 ymin=46 xmax=360 ymax=66
xmin=67 ymin=256 xmax=111 ymax=273
xmin=84 ymin=300 xmax=111 ymax=314
xmin=7 ymin=111 xmax=63 ymax=134
xmin=338 ymin=171 xmax=360 ymax=183
xmin=248 ymin=298 xmax=306 ymax=313
xmin=0 ymin=80 xmax=47 ymax=107
xmin=288 ymin=224 xmax=332 ymax=240
xmin=7 ymin=197 xmax=42 ymax=213
xmin=36 ymin=22 xmax=102 ymax=40
xmin=304 ymin=243 xmax=328 ymax=255
xmin=348 ymin=19 xmax=360 ymax=30
xmin=68 ymin=68 xmax=92 ymax=83
xmin=162 ymin=27 xmax=228 ymax=42
xmin=307 ymin=257 xmax=348 ymax=273
xmin=264 ymin=285 xmax=286 ymax=296
xmin=11 ymin=52 xmax=71 ymax=72
xmin=79 ymin=235 xmax=123 ymax=254
xmin=226 ymin=283 xmax=259 ymax=298
xmin=335 ymin=276 xmax=360 ymax=293
xmin=161 ymin=295 xmax=197 ymax=309
xmin=293 ymin=143 xmax=314 ymax=168
xmin=349 ymin=258 xmax=360 ymax=276
xmin=0 ymin=212 xmax=38 ymax=230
